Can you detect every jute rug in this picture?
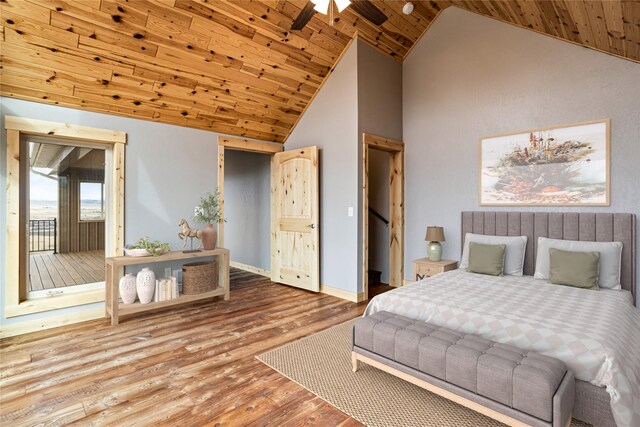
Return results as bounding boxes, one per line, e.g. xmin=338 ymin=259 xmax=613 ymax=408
xmin=257 ymin=319 xmax=590 ymax=427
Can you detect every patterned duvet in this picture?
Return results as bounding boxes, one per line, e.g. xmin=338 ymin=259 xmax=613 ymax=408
xmin=364 ymin=269 xmax=640 ymax=427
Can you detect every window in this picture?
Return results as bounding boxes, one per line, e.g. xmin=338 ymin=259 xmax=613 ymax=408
xmin=80 ymin=181 xmax=105 ymax=221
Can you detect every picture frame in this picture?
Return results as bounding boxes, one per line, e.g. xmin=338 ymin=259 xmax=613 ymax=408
xmin=478 ymin=119 xmax=610 ymax=206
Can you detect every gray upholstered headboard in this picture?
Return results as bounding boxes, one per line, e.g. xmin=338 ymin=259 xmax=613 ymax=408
xmin=461 ymin=212 xmax=636 ymax=304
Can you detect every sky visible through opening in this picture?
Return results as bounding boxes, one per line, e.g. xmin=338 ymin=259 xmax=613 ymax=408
xmin=30 ymin=171 xmax=103 ymax=220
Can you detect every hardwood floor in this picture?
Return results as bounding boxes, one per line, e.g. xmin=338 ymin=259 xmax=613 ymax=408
xmin=29 ymin=250 xmax=105 ymax=292
xmin=1 ymin=269 xmax=379 ymax=426
xmin=368 ymin=282 xmax=394 ymax=299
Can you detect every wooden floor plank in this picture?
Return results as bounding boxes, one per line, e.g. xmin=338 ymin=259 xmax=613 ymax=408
xmin=28 ymin=256 xmax=43 ymax=291
xmin=27 ymin=251 xmax=105 ymax=291
xmin=33 ymin=255 xmax=55 ymax=290
xmin=53 ymin=252 xmax=88 ymax=284
xmin=43 ymin=253 xmax=77 ymax=287
xmin=40 ymin=254 xmax=66 ymax=288
xmin=47 ymin=253 xmax=82 ymax=286
xmin=0 ymin=269 xmax=374 ymax=426
xmin=54 ymin=253 xmax=95 ymax=284
xmin=65 ymin=252 xmax=104 ymax=283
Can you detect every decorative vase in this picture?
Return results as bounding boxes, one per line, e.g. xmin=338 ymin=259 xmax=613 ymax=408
xmin=427 ymin=241 xmax=442 ymax=262
xmin=136 ymin=267 xmax=156 ymax=304
xmin=201 ymin=224 xmax=217 ymax=250
xmin=119 ymin=273 xmax=137 ymax=304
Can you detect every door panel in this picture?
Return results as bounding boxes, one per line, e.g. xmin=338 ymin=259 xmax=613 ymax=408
xmin=271 ymin=146 xmax=319 ymax=292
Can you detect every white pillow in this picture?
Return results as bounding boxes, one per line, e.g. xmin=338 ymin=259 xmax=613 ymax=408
xmin=460 ymin=233 xmax=527 ymax=276
xmin=534 ymin=237 xmax=623 ymax=290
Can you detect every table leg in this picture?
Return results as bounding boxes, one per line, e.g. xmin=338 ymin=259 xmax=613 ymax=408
xmin=105 ymin=263 xmax=112 ymax=319
xmin=110 ymin=264 xmax=119 ymax=326
xmin=223 ymin=250 xmax=230 ymax=300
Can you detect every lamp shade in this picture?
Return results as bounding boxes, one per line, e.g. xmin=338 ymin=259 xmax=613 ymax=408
xmin=425 ymin=226 xmax=445 ymax=242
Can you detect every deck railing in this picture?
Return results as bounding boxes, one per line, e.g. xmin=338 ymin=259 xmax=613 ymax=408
xmin=30 ymin=219 xmax=57 ymax=253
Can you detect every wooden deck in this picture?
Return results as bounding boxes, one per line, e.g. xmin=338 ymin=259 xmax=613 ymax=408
xmin=0 ymin=269 xmax=388 ymax=426
xmin=29 ymin=250 xmax=105 ymax=292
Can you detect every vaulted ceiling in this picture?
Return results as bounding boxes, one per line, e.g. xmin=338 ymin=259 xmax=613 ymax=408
xmin=1 ymin=1 xmax=638 ymax=142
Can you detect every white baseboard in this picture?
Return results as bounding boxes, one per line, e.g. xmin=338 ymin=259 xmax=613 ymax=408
xmin=230 ymin=261 xmax=271 ymax=278
xmin=0 ymin=307 xmax=104 ymax=339
xmin=320 ymin=284 xmax=366 ymax=303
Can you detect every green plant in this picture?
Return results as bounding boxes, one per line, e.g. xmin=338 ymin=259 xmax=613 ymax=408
xmin=127 ymin=237 xmax=171 ymax=256
xmin=193 ymin=189 xmax=226 ymax=224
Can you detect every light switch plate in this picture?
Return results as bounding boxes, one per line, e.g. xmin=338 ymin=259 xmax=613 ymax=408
xmin=348 ymin=207 xmax=354 ymax=217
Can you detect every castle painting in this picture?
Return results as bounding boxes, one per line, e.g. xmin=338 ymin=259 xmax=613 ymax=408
xmin=479 ymin=120 xmax=609 ymax=206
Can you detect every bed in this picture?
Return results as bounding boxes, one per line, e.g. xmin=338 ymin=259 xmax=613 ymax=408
xmin=364 ymin=212 xmax=638 ymax=427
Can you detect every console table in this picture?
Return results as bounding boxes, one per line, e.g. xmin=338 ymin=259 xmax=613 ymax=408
xmin=105 ymin=248 xmax=230 ymax=325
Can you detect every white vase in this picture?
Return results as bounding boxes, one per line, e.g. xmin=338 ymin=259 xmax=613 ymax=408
xmin=136 ymin=267 xmax=156 ymax=304
xmin=119 ymin=273 xmax=137 ymax=304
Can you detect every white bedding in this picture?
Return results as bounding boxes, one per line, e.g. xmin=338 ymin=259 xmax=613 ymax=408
xmin=364 ymin=269 xmax=640 ymax=426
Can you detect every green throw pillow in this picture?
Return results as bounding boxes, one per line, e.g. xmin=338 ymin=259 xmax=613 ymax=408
xmin=549 ymin=248 xmax=600 ymax=290
xmin=467 ymin=242 xmax=506 ymax=276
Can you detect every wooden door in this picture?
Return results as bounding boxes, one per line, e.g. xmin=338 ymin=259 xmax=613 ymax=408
xmin=271 ymin=146 xmax=319 ymax=292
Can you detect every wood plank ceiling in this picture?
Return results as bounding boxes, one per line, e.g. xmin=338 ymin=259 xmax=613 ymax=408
xmin=0 ymin=1 xmax=638 ymax=143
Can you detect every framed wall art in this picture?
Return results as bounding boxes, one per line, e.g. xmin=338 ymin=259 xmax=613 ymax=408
xmin=479 ymin=120 xmax=610 ymax=206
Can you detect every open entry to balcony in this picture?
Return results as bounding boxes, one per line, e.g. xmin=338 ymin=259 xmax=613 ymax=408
xmin=28 ymin=139 xmax=106 ymax=293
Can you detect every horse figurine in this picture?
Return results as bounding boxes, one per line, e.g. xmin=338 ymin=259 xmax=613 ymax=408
xmin=178 ymin=219 xmax=203 ymax=249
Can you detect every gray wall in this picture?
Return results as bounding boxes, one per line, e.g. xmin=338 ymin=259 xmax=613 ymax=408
xmin=357 ymin=41 xmax=403 ymax=140
xmin=357 ymin=40 xmax=403 ymax=291
xmin=284 ymin=39 xmax=403 ymax=294
xmin=224 ymin=150 xmax=270 ymax=270
xmin=403 ymin=8 xmax=640 ymax=305
xmin=1 ymin=97 xmax=220 ymax=325
xmin=286 ymin=40 xmax=360 ymax=292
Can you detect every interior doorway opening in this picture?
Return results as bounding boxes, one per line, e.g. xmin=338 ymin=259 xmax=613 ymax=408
xmin=4 ymin=115 xmax=125 ymax=319
xmin=27 ymin=137 xmax=106 ymax=296
xmin=217 ymin=137 xmax=283 ymax=278
xmin=362 ymin=133 xmax=404 ymax=301
xmin=223 ymin=149 xmax=271 ymax=275
xmin=367 ymin=149 xmax=393 ymax=299
xmin=217 ymin=137 xmax=320 ymax=292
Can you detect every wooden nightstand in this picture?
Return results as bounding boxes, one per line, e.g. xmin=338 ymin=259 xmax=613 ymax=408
xmin=413 ymin=258 xmax=457 ymax=281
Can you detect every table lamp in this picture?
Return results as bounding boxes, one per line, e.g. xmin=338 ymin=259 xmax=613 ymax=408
xmin=425 ymin=226 xmax=445 ymax=262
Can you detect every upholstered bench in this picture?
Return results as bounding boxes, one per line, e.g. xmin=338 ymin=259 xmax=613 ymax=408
xmin=352 ymin=311 xmax=575 ymax=427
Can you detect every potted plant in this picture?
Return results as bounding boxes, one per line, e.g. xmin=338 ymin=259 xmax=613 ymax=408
xmin=125 ymin=237 xmax=171 ymax=257
xmin=194 ymin=189 xmax=225 ymax=250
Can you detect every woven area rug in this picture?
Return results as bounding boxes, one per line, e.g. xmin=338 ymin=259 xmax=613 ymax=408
xmin=257 ymin=319 xmax=591 ymax=427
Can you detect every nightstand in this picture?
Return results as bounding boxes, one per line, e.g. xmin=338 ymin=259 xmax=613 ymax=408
xmin=413 ymin=258 xmax=457 ymax=281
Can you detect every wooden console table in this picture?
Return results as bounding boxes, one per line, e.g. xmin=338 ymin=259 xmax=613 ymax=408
xmin=105 ymin=248 xmax=230 ymax=325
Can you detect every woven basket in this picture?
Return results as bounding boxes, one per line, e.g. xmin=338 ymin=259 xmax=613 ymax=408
xmin=182 ymin=261 xmax=218 ymax=295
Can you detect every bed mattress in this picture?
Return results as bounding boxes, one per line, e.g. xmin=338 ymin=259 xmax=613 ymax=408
xmin=364 ymin=269 xmax=640 ymax=426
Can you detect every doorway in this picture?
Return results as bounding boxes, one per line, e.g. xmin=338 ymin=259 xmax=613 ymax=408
xmin=362 ymin=133 xmax=404 ymax=300
xmin=217 ymin=137 xmax=320 ymax=292
xmin=223 ymin=149 xmax=271 ymax=275
xmin=217 ymin=136 xmax=283 ymax=277
xmin=4 ymin=115 xmax=125 ymax=318
xmin=27 ymin=138 xmax=106 ymax=297
xmin=367 ymin=148 xmax=393 ymax=298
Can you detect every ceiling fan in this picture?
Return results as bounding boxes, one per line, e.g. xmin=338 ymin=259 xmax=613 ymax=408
xmin=291 ymin=0 xmax=388 ymax=31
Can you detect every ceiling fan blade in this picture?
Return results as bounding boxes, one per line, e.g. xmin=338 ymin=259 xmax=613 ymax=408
xmin=292 ymin=1 xmax=316 ymax=30
xmin=350 ymin=0 xmax=388 ymax=26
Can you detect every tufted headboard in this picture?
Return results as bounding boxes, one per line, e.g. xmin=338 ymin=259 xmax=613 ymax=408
xmin=461 ymin=212 xmax=636 ymax=304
